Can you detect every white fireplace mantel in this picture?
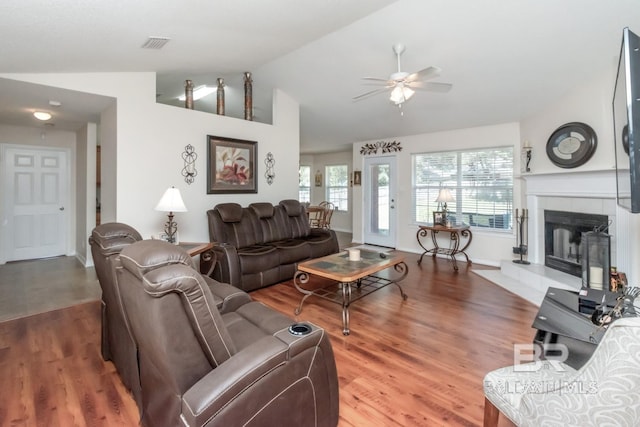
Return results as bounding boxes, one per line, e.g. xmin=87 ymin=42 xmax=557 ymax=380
xmin=522 ymin=169 xmax=617 ymax=199
xmin=522 ymin=169 xmax=631 ymax=276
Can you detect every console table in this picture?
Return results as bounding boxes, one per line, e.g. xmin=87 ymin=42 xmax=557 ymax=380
xmin=178 ymin=242 xmax=216 ymax=276
xmin=416 ymin=224 xmax=472 ymax=271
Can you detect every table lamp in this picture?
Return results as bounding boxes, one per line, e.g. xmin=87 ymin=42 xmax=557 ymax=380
xmin=155 ymin=186 xmax=187 ymax=243
xmin=435 ymin=188 xmax=455 ymax=223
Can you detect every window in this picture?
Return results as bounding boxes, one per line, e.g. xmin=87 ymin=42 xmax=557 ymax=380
xmin=325 ymin=164 xmax=349 ymax=211
xmin=299 ymin=165 xmax=310 ymax=203
xmin=412 ymin=147 xmax=513 ymax=230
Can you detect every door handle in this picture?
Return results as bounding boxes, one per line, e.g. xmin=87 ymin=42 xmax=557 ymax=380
xmin=59 ymin=207 xmax=65 ymax=211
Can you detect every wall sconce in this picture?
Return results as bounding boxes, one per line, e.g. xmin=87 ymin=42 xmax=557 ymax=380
xmin=182 ymin=144 xmax=197 ymax=184
xmin=264 ymin=152 xmax=275 ymax=185
xmin=522 ymin=141 xmax=532 ymax=173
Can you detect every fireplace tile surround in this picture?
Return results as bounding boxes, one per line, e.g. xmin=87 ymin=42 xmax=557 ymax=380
xmin=475 ymin=170 xmax=634 ymax=306
xmin=524 ymin=170 xmax=622 ymax=271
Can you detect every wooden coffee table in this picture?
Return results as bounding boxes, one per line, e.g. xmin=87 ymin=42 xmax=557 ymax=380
xmin=293 ymin=249 xmax=408 ymax=335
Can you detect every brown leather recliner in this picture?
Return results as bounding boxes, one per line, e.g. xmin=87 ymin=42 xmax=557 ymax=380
xmin=117 ymin=240 xmax=339 ymax=427
xmin=89 ymin=222 xmax=144 ymax=407
xmin=90 ymin=223 xmax=254 ymax=413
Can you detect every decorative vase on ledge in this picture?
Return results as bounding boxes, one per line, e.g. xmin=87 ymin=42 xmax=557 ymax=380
xmin=244 ymin=72 xmax=253 ymax=121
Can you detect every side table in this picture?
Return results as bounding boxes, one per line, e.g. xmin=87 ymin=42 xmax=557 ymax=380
xmin=177 ymin=242 xmax=216 ymax=276
xmin=416 ymin=224 xmax=472 ymax=271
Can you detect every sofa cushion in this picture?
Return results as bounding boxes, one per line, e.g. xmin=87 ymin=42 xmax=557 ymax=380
xmin=306 ymin=228 xmax=340 ymax=258
xmin=217 ymin=203 xmax=243 ymax=222
xmin=277 ymin=200 xmax=311 ymax=239
xmin=237 ymin=245 xmax=280 ymax=275
xmin=208 ymin=203 xmax=262 ymax=248
xmin=249 ymin=202 xmax=286 ymax=243
xmin=272 ymin=238 xmax=311 ymax=264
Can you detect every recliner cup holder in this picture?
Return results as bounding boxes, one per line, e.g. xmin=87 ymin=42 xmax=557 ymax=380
xmin=288 ymin=323 xmax=312 ymax=336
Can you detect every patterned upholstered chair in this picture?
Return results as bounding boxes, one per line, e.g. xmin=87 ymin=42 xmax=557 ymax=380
xmin=483 ymin=316 xmax=640 ymax=426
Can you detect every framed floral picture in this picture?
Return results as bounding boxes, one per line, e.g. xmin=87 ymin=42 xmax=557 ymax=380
xmin=207 ymin=135 xmax=257 ymax=194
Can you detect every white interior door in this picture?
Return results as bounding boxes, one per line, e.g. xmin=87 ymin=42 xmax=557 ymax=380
xmin=2 ymin=145 xmax=69 ymax=262
xmin=363 ymin=156 xmax=397 ymax=248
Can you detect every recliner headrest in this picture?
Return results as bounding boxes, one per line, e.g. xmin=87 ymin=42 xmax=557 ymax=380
xmin=249 ymin=202 xmax=275 ymax=219
xmin=280 ymin=199 xmax=303 ymax=217
xmin=215 ymin=203 xmax=243 ymax=223
xmin=142 ymin=263 xmax=237 ymax=367
xmin=90 ymin=222 xmax=142 ymax=253
xmin=119 ymin=240 xmax=193 ymax=280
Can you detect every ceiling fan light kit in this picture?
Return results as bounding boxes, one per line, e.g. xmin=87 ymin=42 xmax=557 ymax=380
xmin=354 ymin=42 xmax=452 ymax=108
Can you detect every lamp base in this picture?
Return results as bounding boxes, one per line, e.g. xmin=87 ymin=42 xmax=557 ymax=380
xmin=164 ymin=212 xmax=178 ymax=244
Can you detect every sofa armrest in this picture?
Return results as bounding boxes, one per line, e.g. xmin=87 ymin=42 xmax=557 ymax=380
xmin=181 ymin=336 xmax=288 ymax=426
xmin=209 ymin=243 xmax=242 ymax=288
xmin=203 ymin=276 xmax=252 ymax=314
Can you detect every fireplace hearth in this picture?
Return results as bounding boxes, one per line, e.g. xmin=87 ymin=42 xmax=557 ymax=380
xmin=544 ymin=210 xmax=609 ymax=277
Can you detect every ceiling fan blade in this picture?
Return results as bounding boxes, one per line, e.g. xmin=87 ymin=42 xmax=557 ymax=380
xmin=362 ymin=77 xmax=392 ymax=83
xmin=405 ymin=66 xmax=442 ymax=83
xmin=409 ymin=81 xmax=453 ymax=93
xmin=352 ymin=87 xmax=390 ymax=101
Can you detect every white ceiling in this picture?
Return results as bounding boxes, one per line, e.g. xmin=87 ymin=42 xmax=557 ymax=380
xmin=1 ymin=0 xmax=639 ymax=153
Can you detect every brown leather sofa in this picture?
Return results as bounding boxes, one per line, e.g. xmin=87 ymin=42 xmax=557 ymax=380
xmin=89 ymin=223 xmax=253 ymax=413
xmin=117 ymin=240 xmax=339 ymax=427
xmin=206 ymin=199 xmax=339 ymax=291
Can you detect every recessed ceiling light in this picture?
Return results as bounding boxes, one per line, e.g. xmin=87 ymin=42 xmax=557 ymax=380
xmin=33 ymin=111 xmax=52 ymax=121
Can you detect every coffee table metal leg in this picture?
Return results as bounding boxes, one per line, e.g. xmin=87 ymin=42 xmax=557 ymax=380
xmin=341 ymin=282 xmax=352 ymax=335
xmin=392 ymin=262 xmax=409 ymax=300
xmin=293 ymin=271 xmax=313 ymax=315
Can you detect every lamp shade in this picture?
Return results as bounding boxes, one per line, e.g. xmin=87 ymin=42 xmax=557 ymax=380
xmin=435 ymin=188 xmax=455 ymax=203
xmin=389 ymin=85 xmax=415 ymax=105
xmin=155 ymin=187 xmax=187 ymax=212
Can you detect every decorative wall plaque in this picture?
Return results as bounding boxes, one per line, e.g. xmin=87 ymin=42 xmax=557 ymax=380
xmin=360 ymin=140 xmax=402 ymax=155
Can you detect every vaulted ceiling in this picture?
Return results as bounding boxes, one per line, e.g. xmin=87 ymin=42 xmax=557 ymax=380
xmin=1 ymin=0 xmax=639 ymax=153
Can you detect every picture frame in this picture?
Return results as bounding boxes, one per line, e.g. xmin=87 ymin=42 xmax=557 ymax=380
xmin=207 ymin=135 xmax=257 ymax=194
xmin=433 ymin=211 xmax=446 ymax=226
xmin=315 ymin=171 xmax=323 ymax=187
xmin=353 ymin=170 xmax=361 ymax=186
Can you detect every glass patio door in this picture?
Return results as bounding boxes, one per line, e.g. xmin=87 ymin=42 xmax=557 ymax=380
xmin=363 ymin=156 xmax=397 ymax=248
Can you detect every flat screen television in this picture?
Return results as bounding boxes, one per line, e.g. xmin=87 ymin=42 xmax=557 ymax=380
xmin=614 ymin=27 xmax=640 ymax=213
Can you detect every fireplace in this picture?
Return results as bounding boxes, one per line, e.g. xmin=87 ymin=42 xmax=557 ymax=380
xmin=544 ymin=210 xmax=609 ymax=277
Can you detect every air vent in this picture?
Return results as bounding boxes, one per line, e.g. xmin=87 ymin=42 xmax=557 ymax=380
xmin=142 ymin=37 xmax=171 ymax=49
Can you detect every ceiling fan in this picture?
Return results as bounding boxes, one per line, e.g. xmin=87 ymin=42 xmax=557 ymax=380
xmin=353 ymin=43 xmax=452 ymax=108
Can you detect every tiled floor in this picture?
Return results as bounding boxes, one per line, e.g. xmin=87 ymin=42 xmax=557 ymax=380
xmin=0 ymin=231 xmax=353 ymax=323
xmin=0 ymin=256 xmax=101 ymax=322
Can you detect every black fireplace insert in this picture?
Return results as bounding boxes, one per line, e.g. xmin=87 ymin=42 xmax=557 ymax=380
xmin=544 ymin=210 xmax=609 ymax=277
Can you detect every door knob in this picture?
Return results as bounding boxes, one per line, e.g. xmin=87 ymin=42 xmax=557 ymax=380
xmin=59 ymin=207 xmax=65 ymax=211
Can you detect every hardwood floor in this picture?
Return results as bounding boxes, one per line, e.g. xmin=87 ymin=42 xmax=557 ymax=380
xmin=0 ymin=251 xmax=534 ymax=426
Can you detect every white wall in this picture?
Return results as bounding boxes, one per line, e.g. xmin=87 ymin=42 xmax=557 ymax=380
xmin=75 ymin=123 xmax=98 ymax=266
xmin=302 ymin=150 xmax=353 ymax=232
xmin=520 ymin=63 xmax=640 ymax=283
xmin=352 ymin=123 xmax=522 ymax=266
xmin=520 ymin=66 xmax=617 ymax=177
xmin=0 ymin=72 xmax=300 ymax=250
